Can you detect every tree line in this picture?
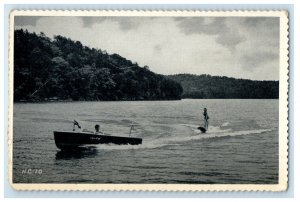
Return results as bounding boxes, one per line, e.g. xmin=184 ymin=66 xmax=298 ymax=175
xmin=14 ymin=29 xmax=183 ymax=102
xmin=167 ymin=74 xmax=279 ymax=99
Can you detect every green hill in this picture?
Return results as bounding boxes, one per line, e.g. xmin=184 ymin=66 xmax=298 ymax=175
xmin=14 ymin=29 xmax=183 ymax=101
xmin=167 ymin=74 xmax=279 ymax=99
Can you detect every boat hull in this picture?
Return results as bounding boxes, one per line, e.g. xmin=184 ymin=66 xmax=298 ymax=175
xmin=54 ymin=131 xmax=142 ymax=150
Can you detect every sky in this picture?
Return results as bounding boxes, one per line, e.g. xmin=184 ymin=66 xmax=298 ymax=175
xmin=15 ymin=16 xmax=279 ymax=80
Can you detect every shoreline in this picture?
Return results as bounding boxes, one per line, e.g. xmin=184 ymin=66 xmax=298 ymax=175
xmin=13 ymin=98 xmax=279 ymax=104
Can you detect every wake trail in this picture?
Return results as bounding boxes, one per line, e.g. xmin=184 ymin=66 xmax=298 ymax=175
xmin=94 ymin=123 xmax=273 ymax=151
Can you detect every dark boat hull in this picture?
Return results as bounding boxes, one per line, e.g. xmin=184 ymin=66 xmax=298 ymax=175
xmin=54 ymin=131 xmax=142 ymax=150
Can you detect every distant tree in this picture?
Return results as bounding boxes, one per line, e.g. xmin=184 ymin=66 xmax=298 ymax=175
xmin=167 ymin=74 xmax=279 ymax=99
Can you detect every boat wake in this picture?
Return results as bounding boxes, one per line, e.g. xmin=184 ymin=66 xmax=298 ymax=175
xmin=221 ymin=122 xmax=230 ymax=127
xmin=93 ymin=123 xmax=272 ymax=151
xmin=173 ymin=124 xmax=272 ymax=143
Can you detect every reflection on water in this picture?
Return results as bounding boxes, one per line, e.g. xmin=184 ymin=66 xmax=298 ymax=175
xmin=55 ymin=147 xmax=98 ymax=160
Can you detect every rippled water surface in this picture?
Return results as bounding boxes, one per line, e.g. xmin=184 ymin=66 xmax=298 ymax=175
xmin=13 ymin=99 xmax=278 ymax=183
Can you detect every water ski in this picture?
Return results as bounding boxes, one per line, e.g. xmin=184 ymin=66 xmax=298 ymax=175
xmin=198 ymin=126 xmax=207 ymax=133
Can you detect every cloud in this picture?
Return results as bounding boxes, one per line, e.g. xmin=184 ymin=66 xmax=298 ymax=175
xmin=80 ymin=17 xmax=142 ymax=31
xmin=81 ymin=17 xmax=107 ymax=27
xmin=116 ymin=17 xmax=142 ymax=31
xmin=242 ymin=17 xmax=279 ymax=28
xmin=153 ymin=44 xmax=162 ymax=53
xmin=241 ymin=51 xmax=278 ymax=70
xmin=15 ymin=16 xmax=42 ymax=26
xmin=177 ymin=17 xmax=246 ymax=52
xmin=231 ymin=17 xmax=280 ymax=71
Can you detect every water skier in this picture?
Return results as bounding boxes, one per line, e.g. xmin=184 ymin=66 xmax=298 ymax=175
xmin=203 ymin=108 xmax=209 ymax=131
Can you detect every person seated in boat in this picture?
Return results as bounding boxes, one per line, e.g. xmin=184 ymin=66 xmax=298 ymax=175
xmin=95 ymin=124 xmax=103 ymax=135
xmin=203 ymin=108 xmax=209 ymax=130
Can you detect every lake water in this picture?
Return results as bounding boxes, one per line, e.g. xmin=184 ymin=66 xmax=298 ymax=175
xmin=13 ymin=99 xmax=278 ymax=184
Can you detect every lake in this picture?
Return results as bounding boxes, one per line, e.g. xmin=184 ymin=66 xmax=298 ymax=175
xmin=13 ymin=99 xmax=279 ymax=184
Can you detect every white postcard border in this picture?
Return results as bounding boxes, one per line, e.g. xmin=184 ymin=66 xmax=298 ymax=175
xmin=8 ymin=9 xmax=289 ymax=192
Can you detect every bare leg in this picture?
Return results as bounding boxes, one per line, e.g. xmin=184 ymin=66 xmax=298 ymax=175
xmin=205 ymin=120 xmax=209 ymax=130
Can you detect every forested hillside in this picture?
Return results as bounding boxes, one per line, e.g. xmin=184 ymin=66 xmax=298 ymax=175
xmin=168 ymin=74 xmax=279 ymax=99
xmin=14 ymin=29 xmax=183 ymax=101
